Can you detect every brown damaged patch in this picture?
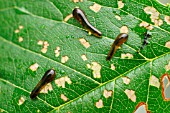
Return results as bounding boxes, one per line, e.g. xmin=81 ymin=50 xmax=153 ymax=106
xmin=161 ymin=73 xmax=170 ymax=101
xmin=134 ymin=102 xmax=150 ymax=113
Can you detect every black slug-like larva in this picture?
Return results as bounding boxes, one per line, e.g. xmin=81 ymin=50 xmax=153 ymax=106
xmin=106 ymin=33 xmax=128 ymax=61
xmin=137 ymin=31 xmax=151 ymax=52
xmin=30 ymin=69 xmax=56 ymax=99
xmin=72 ymin=8 xmax=102 ymax=38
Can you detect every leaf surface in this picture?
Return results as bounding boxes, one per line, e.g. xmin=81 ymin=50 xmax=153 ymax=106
xmin=0 ymin=0 xmax=170 ymax=113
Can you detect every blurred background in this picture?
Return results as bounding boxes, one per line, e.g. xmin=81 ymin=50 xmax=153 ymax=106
xmin=158 ymin=0 xmax=170 ymax=4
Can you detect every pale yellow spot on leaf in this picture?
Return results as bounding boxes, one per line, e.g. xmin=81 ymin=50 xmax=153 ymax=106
xmin=118 ymin=1 xmax=124 ymax=8
xmin=79 ymin=38 xmax=90 ymax=48
xmin=81 ymin=54 xmax=87 ymax=61
xmin=121 ymin=53 xmax=133 ymax=59
xmin=165 ymin=41 xmax=170 ymax=49
xmin=55 ymin=46 xmax=60 ymax=57
xmin=41 ymin=48 xmax=47 ymax=53
xmin=111 ymin=64 xmax=116 ymax=70
xmin=55 ymin=76 xmax=72 ymax=88
xmin=86 ymin=64 xmax=91 ymax=68
xmin=144 ymin=6 xmax=162 ymax=26
xmin=29 ymin=63 xmax=39 ymax=71
xmin=120 ymin=26 xmax=128 ymax=33
xmin=122 ymin=77 xmax=131 ymax=85
xmin=139 ymin=21 xmax=149 ymax=27
xmin=164 ymin=15 xmax=170 ymax=24
xmin=144 ymin=6 xmax=157 ymax=14
xmin=154 ymin=19 xmax=163 ymax=26
xmin=103 ymin=89 xmax=113 ymax=98
xmin=88 ymin=31 xmax=92 ymax=35
xmin=60 ymin=94 xmax=68 ymax=101
xmin=95 ymin=99 xmax=103 ymax=108
xmin=149 ymin=75 xmax=160 ymax=88
xmin=124 ymin=89 xmax=136 ymax=102
xmin=115 ymin=15 xmax=121 ymax=20
xmin=19 ymin=25 xmax=24 ymax=29
xmin=91 ymin=62 xmax=102 ymax=78
xmin=18 ymin=96 xmax=26 ymax=105
xmin=14 ymin=29 xmax=20 ymax=33
xmin=40 ymin=41 xmax=49 ymax=53
xmin=61 ymin=56 xmax=69 ymax=63
xmin=43 ymin=41 xmax=49 ymax=48
xmin=40 ymin=83 xmax=53 ymax=93
xmin=89 ymin=3 xmax=101 ymax=13
xmin=18 ymin=36 xmax=23 ymax=42
xmin=37 ymin=40 xmax=43 ymax=45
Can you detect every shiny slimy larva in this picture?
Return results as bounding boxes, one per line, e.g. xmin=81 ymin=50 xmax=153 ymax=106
xmin=30 ymin=69 xmax=56 ymax=99
xmin=72 ymin=8 xmax=102 ymax=38
xmin=106 ymin=33 xmax=128 ymax=61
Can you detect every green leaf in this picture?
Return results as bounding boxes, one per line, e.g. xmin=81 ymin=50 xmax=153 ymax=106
xmin=0 ymin=0 xmax=170 ymax=113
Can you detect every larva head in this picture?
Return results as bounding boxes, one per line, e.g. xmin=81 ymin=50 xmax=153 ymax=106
xmin=42 ymin=69 xmax=56 ymax=83
xmin=72 ymin=8 xmax=85 ymax=23
xmin=114 ymin=33 xmax=128 ymax=46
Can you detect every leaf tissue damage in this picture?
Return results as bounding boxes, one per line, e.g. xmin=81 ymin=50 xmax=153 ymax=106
xmin=0 ymin=0 xmax=170 ymax=113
